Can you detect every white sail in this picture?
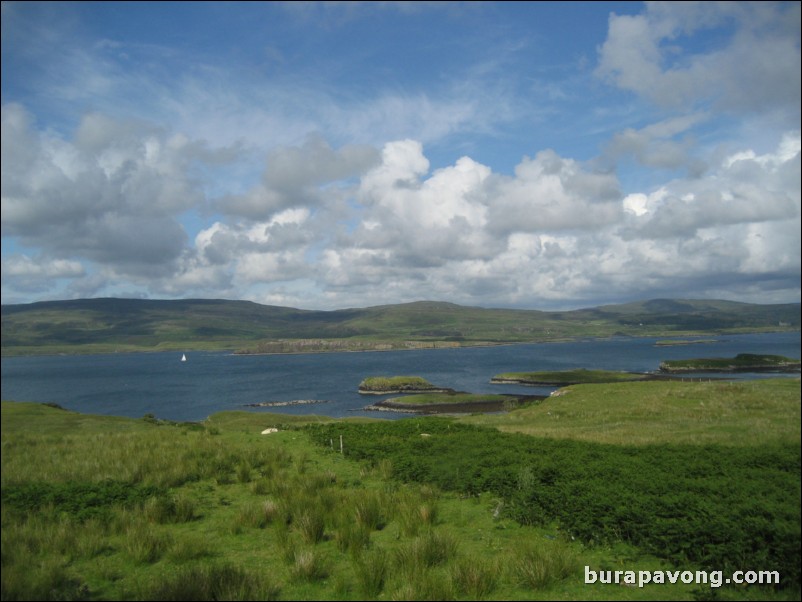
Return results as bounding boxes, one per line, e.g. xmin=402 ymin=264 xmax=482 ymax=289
xmin=181 ymin=353 xmax=187 ymax=362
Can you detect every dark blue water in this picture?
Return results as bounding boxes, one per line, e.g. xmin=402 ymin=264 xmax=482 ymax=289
xmin=2 ymin=332 xmax=799 ymax=422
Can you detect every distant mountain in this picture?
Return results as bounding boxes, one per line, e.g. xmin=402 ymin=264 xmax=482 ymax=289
xmin=1 ymin=297 xmax=799 ymax=356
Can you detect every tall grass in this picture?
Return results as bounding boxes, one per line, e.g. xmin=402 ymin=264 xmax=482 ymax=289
xmin=296 ymin=508 xmax=326 ymax=544
xmin=353 ymin=547 xmax=388 ymax=597
xmin=388 ymin=569 xmax=456 ymax=601
xmin=1 ymin=422 xmax=302 ymax=491
xmin=395 ymin=530 xmax=458 ymax=576
xmin=123 ymin=521 xmax=172 ymax=564
xmin=451 ymin=554 xmax=499 ymax=599
xmin=0 ymin=555 xmax=90 ymax=602
xmin=353 ymin=489 xmax=387 ymax=531
xmin=514 ymin=539 xmax=579 ymax=588
xmin=289 ymin=548 xmax=329 ymax=582
xmin=333 ymin=519 xmax=371 ymax=556
xmin=395 ymin=487 xmax=440 ymax=537
xmin=139 ymin=564 xmax=280 ymax=601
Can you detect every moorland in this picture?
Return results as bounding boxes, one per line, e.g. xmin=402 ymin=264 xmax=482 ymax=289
xmin=2 ymin=376 xmax=800 ymax=601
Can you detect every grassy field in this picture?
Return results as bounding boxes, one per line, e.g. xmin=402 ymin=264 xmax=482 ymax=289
xmin=463 ymin=378 xmax=801 ymax=446
xmin=2 ymin=377 xmax=800 ymax=600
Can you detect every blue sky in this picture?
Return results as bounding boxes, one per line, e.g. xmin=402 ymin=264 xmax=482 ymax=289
xmin=2 ymin=1 xmax=800 ymax=310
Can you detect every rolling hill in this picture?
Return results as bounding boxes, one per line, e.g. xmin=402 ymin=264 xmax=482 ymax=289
xmin=1 ymin=297 xmax=799 ymax=356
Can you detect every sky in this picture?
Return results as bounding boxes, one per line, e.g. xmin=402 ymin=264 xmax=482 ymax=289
xmin=1 ymin=1 xmax=800 ymax=311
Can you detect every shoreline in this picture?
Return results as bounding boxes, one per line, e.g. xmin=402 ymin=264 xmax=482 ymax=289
xmin=358 ymin=387 xmax=455 ymax=395
xmin=489 ymin=372 xmax=683 ymax=386
xmin=243 ymin=399 xmax=329 ymax=408
xmin=364 ymin=395 xmax=546 ymax=415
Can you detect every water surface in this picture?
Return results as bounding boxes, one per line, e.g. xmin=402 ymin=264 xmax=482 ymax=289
xmin=2 ymin=332 xmax=798 ymax=422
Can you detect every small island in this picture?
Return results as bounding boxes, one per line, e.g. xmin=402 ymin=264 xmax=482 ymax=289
xmin=367 ymin=392 xmax=544 ymax=414
xmin=659 ymin=353 xmax=801 ymax=373
xmin=244 ymin=399 xmax=329 ymax=408
xmin=491 ymin=368 xmax=654 ymax=386
xmin=654 ymin=339 xmax=719 ymax=347
xmin=358 ymin=375 xmax=454 ymax=395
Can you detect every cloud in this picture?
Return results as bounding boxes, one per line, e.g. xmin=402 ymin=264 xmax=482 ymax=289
xmin=306 ymin=133 xmax=799 ymax=309
xmin=352 ymin=140 xmax=497 ymax=266
xmin=217 ymin=135 xmax=379 ymax=219
xmin=602 ymin=114 xmax=709 ymax=174
xmin=621 ymin=131 xmax=801 ymax=238
xmin=485 ymin=150 xmax=622 ymax=234
xmin=3 ymin=84 xmax=800 ymax=309
xmin=596 ymin=2 xmax=801 ymax=121
xmin=1 ymin=104 xmax=207 ymax=275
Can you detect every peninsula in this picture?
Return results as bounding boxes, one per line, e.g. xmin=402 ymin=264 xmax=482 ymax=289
xmin=659 ymin=353 xmax=800 ymax=373
xmin=490 ymin=369 xmax=654 ymax=386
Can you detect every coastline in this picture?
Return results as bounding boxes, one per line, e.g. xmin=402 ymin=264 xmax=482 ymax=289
xmin=243 ymin=399 xmax=329 ymax=408
xmin=364 ymin=395 xmax=546 ymax=415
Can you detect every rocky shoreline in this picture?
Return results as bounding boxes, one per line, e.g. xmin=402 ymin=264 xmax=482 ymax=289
xmin=489 ymin=373 xmax=658 ymax=386
xmin=659 ymin=363 xmax=801 ymax=374
xmin=358 ymin=387 xmax=456 ymax=395
xmin=244 ymin=399 xmax=329 ymax=408
xmin=364 ymin=395 xmax=545 ymax=415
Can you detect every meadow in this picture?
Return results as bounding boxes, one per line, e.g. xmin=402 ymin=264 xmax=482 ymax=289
xmin=2 ymin=377 xmax=800 ymax=601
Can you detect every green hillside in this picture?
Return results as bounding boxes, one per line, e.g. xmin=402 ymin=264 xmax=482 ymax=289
xmin=2 ymin=297 xmax=799 ymax=356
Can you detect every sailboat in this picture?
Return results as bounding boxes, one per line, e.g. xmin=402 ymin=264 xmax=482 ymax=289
xmin=181 ymin=353 xmax=187 ymax=362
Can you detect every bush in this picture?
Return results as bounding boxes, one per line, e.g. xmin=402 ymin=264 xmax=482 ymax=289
xmin=306 ymin=420 xmax=801 ymax=589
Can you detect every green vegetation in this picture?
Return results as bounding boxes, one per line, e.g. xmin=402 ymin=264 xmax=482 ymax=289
xmin=654 ymin=339 xmax=718 ymax=346
xmin=2 ymin=297 xmax=798 ymax=356
xmin=376 ymin=393 xmax=522 ymax=412
xmin=492 ymin=368 xmax=650 ymax=385
xmin=383 ymin=392 xmax=511 ymax=405
xmin=1 ymin=402 xmax=595 ymax=601
xmin=307 ymin=418 xmax=800 ymax=593
xmin=358 ymin=375 xmax=448 ymax=393
xmin=659 ymin=353 xmax=800 ymax=373
xmin=463 ymin=378 xmax=801 ymax=446
xmin=2 ymin=377 xmax=800 ymax=600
